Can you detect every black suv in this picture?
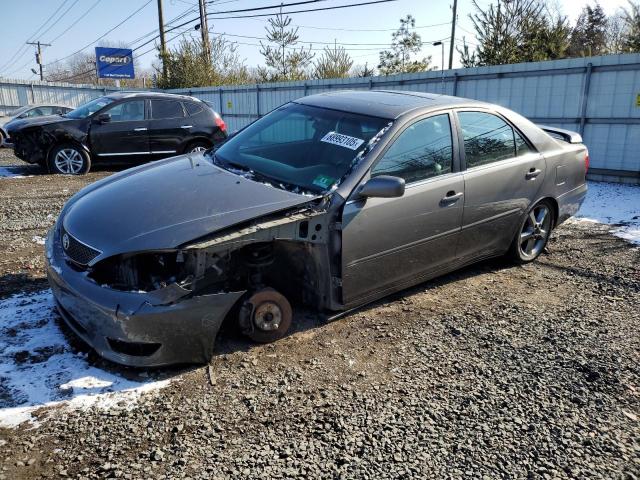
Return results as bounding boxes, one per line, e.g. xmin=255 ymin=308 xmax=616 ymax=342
xmin=10 ymin=92 xmax=227 ymax=174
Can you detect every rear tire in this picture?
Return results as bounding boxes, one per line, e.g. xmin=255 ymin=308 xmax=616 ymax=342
xmin=185 ymin=140 xmax=211 ymax=154
xmin=508 ymin=199 xmax=554 ymax=264
xmin=239 ymin=288 xmax=293 ymax=344
xmin=48 ymin=144 xmax=91 ymax=175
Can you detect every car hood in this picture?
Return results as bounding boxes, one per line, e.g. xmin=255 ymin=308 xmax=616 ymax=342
xmin=7 ymin=114 xmax=73 ymax=132
xmin=62 ymin=154 xmax=319 ymax=259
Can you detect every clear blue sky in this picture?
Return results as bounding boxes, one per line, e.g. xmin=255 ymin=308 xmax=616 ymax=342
xmin=0 ymin=0 xmax=628 ymax=81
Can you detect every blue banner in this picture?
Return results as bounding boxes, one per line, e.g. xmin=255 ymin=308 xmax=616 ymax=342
xmin=95 ymin=47 xmax=134 ymax=79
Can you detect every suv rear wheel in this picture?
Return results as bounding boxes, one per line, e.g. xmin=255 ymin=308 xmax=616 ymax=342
xmin=186 ymin=140 xmax=210 ymax=153
xmin=48 ymin=144 xmax=91 ymax=175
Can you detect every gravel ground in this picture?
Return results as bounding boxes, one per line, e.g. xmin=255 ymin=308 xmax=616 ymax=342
xmin=0 ymin=150 xmax=639 ymax=479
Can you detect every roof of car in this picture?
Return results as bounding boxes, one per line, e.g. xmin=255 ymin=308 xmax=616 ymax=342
xmin=105 ymin=91 xmax=201 ymax=102
xmin=295 ymin=90 xmax=487 ymax=119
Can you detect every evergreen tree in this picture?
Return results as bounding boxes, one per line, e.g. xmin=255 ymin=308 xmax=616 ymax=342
xmin=313 ymin=43 xmax=353 ymax=79
xmin=258 ymin=10 xmax=314 ymax=81
xmin=378 ymin=15 xmax=431 ymax=74
xmin=155 ymin=36 xmax=251 ymax=89
xmin=568 ymin=4 xmax=608 ymax=57
xmin=458 ymin=0 xmax=571 ymax=66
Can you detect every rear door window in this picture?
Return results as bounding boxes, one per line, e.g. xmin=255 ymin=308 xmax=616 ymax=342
xmin=458 ymin=111 xmax=516 ymax=168
xmin=151 ymin=99 xmax=185 ymax=119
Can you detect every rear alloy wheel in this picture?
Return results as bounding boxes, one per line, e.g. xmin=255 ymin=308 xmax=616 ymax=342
xmin=509 ymin=200 xmax=554 ymax=263
xmin=239 ymin=288 xmax=293 ymax=343
xmin=187 ymin=141 xmax=210 ymax=153
xmin=49 ymin=144 xmax=91 ymax=175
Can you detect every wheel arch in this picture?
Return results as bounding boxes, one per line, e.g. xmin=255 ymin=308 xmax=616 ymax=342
xmin=536 ymin=196 xmax=559 ymax=228
xmin=182 ymin=137 xmax=213 ymax=153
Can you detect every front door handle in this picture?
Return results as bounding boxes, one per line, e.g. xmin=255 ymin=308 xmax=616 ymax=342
xmin=526 ymin=168 xmax=542 ymax=179
xmin=181 ymin=125 xmax=193 ymax=129
xmin=133 ymin=127 xmax=147 ymax=132
xmin=441 ymin=191 xmax=464 ymax=204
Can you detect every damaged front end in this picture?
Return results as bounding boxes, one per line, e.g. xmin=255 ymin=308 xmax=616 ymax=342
xmin=46 ymin=202 xmax=338 ymax=366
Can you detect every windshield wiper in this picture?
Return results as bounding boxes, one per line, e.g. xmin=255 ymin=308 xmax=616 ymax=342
xmin=210 ymin=153 xmax=314 ymax=194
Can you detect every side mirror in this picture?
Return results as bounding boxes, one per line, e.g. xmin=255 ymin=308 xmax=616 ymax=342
xmin=358 ymin=175 xmax=405 ymax=199
xmin=96 ymin=113 xmax=111 ymax=124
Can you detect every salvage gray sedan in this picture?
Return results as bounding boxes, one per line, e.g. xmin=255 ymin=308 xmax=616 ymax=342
xmin=46 ymin=90 xmax=588 ymax=366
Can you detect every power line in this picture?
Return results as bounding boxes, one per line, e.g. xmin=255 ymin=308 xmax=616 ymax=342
xmin=45 ymin=0 xmax=155 ymax=68
xmin=0 ymin=0 xmax=69 ymax=73
xmin=37 ymin=0 xmax=82 ymax=41
xmin=135 ymin=0 xmax=397 ymax=52
xmin=53 ymin=0 xmax=401 ymax=82
xmin=47 ymin=0 xmax=102 ymax=44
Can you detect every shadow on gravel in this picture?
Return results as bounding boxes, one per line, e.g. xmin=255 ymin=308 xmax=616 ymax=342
xmin=0 ymin=273 xmax=48 ymax=300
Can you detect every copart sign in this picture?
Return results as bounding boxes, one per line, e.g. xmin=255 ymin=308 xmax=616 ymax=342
xmin=95 ymin=47 xmax=135 ymax=79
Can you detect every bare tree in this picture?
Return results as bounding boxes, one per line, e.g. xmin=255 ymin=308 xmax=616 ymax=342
xmin=606 ymin=10 xmax=628 ymax=53
xmin=46 ymin=40 xmax=147 ymax=87
xmin=622 ymin=0 xmax=640 ymax=52
xmin=351 ymin=62 xmax=376 ymax=77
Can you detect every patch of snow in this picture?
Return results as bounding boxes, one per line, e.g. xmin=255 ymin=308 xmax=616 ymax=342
xmin=575 ymin=181 xmax=640 ymax=245
xmin=0 ymin=291 xmax=171 ymax=428
xmin=32 ymin=235 xmax=45 ymax=245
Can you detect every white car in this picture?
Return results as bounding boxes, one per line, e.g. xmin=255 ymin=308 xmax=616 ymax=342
xmin=0 ymin=104 xmax=72 ymax=146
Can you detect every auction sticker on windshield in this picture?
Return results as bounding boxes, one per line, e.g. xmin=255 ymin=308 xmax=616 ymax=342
xmin=320 ymin=131 xmax=365 ymax=150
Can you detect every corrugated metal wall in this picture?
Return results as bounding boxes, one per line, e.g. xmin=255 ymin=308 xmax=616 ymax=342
xmin=0 ymin=79 xmax=122 ymax=115
xmin=2 ymin=53 xmax=639 ymax=177
xmin=170 ymin=54 xmax=640 ymax=178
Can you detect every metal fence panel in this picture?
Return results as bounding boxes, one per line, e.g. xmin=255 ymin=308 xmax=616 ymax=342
xmin=2 ymin=53 xmax=640 ymax=178
xmin=0 ymin=78 xmax=122 ymax=115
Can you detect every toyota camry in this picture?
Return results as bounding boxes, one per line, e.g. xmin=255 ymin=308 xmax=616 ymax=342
xmin=46 ymin=90 xmax=588 ymax=366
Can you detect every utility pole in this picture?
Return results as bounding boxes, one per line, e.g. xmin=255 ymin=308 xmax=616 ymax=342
xmin=198 ymin=0 xmax=211 ymax=63
xmin=448 ymin=0 xmax=457 ymax=69
xmin=27 ymin=41 xmax=51 ymax=81
xmin=157 ymin=0 xmax=168 ymax=78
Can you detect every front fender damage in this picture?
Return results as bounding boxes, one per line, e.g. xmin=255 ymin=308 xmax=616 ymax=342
xmin=81 ymin=204 xmax=336 ymax=363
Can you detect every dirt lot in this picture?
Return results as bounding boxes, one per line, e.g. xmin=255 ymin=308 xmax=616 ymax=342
xmin=0 ymin=149 xmax=639 ymax=479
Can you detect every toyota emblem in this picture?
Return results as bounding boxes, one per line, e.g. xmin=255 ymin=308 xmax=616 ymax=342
xmin=62 ymin=233 xmax=70 ymax=250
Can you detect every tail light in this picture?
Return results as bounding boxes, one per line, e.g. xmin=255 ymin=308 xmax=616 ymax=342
xmin=584 ymin=150 xmax=590 ymax=174
xmin=214 ymin=113 xmax=226 ymax=133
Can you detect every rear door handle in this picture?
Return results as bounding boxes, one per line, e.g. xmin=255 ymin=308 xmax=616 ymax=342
xmin=181 ymin=125 xmax=193 ymax=129
xmin=441 ymin=191 xmax=464 ymax=204
xmin=133 ymin=127 xmax=147 ymax=132
xmin=526 ymin=168 xmax=542 ymax=179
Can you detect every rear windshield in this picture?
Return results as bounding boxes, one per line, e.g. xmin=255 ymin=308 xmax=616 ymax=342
xmin=212 ymin=103 xmax=389 ymax=194
xmin=65 ymin=97 xmax=114 ymax=119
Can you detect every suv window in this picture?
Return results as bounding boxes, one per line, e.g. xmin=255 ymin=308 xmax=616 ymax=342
xmin=372 ymin=114 xmax=453 ymax=183
xmin=104 ymin=100 xmax=145 ymax=122
xmin=458 ymin=111 xmax=517 ymax=168
xmin=185 ymin=102 xmax=203 ymax=116
xmin=151 ymin=99 xmax=184 ymax=119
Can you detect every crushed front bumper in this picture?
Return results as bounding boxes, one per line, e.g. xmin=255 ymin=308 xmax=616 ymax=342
xmin=45 ymin=227 xmax=244 ymax=367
